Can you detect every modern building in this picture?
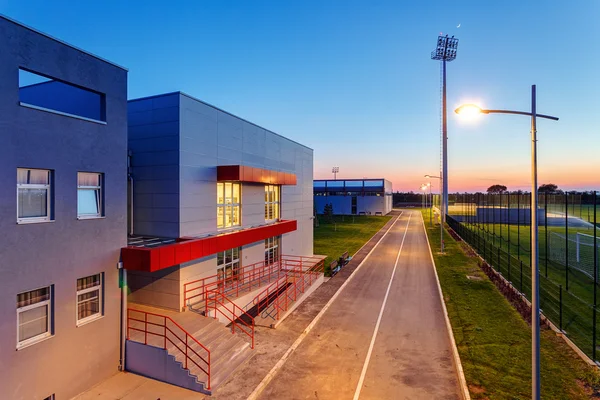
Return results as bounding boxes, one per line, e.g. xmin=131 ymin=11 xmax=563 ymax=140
xmin=0 ymin=16 xmax=319 ymax=398
xmin=0 ymin=15 xmax=128 ymax=400
xmin=120 ymin=92 xmax=321 ymax=392
xmin=314 ymin=179 xmax=393 ymax=215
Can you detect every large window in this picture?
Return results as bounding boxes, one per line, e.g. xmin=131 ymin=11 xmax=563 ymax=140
xmin=78 ymin=172 xmax=103 ymax=218
xmin=265 ymin=185 xmax=280 ymax=222
xmin=265 ymin=236 xmax=280 ymax=265
xmin=217 ymin=248 xmax=241 ymax=283
xmin=217 ymin=182 xmax=241 ymax=229
xmin=76 ymin=273 xmax=103 ymax=325
xmin=17 ymin=286 xmax=52 ymax=348
xmin=17 ymin=168 xmax=51 ymax=223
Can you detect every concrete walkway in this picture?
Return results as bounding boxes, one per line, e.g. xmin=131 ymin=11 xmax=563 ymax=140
xmin=256 ymin=210 xmax=461 ymax=400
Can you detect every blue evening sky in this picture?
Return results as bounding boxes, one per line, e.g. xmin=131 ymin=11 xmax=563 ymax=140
xmin=3 ymin=0 xmax=599 ymax=192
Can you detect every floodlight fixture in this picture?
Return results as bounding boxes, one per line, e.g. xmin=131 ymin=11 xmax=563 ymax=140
xmin=431 ymin=35 xmax=459 ymax=62
xmin=332 ymin=166 xmax=339 ymax=180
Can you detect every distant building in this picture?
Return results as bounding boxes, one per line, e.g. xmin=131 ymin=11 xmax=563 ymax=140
xmin=314 ymin=179 xmax=393 ymax=215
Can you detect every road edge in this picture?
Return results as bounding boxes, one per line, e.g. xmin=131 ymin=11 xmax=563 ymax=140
xmin=420 ymin=213 xmax=471 ymax=400
xmin=246 ymin=212 xmax=403 ymax=400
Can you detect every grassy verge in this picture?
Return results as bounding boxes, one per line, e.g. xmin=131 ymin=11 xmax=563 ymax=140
xmin=314 ymin=214 xmax=391 ymax=275
xmin=422 ymin=210 xmax=599 ymax=399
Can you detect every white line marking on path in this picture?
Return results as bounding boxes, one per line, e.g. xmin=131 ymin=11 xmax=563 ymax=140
xmin=420 ymin=213 xmax=471 ymax=400
xmin=247 ymin=212 xmax=404 ymax=400
xmin=352 ymin=212 xmax=412 ymax=400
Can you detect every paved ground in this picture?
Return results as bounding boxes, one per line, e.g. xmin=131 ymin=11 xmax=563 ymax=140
xmin=257 ymin=210 xmax=460 ymax=400
xmin=77 ymin=210 xmax=460 ymax=400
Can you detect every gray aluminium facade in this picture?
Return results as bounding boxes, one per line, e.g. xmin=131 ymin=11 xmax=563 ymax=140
xmin=314 ymin=179 xmax=393 ymax=215
xmin=0 ymin=16 xmax=128 ymax=400
xmin=127 ymin=92 xmax=314 ymax=311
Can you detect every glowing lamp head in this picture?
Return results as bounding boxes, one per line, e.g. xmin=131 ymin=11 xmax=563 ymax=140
xmin=455 ymin=104 xmax=484 ymax=117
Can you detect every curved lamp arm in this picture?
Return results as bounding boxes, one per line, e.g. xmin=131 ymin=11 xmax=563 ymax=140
xmin=483 ymin=109 xmax=559 ymax=121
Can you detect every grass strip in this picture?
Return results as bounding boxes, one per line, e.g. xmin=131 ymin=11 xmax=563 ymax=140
xmin=314 ymin=214 xmax=392 ymax=275
xmin=422 ymin=209 xmax=599 ymax=399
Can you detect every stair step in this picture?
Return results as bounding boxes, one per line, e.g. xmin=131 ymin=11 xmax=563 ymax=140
xmin=211 ymin=346 xmax=255 ymax=388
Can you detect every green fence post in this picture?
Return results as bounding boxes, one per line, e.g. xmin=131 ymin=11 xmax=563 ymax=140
xmin=559 ymin=284 xmax=563 ymax=332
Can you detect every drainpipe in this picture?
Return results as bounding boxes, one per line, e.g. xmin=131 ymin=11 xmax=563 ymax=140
xmin=118 ymin=261 xmax=128 ymax=371
xmin=128 ymin=150 xmax=134 ymax=236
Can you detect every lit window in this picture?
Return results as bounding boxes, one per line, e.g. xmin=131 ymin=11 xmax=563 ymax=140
xmin=265 ymin=236 xmax=280 ymax=265
xmin=265 ymin=185 xmax=280 ymax=221
xmin=17 ymin=286 xmax=52 ymax=348
xmin=76 ymin=274 xmax=103 ymax=325
xmin=17 ymin=168 xmax=51 ymax=223
xmin=217 ymin=182 xmax=241 ymax=229
xmin=217 ymin=248 xmax=241 ymax=284
xmin=78 ymin=172 xmax=103 ymax=218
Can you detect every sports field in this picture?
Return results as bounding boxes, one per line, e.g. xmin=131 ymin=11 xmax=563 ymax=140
xmin=450 ymin=218 xmax=600 ymax=360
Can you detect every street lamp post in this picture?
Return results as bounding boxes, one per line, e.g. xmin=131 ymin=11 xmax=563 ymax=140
xmin=455 ymin=85 xmax=558 ymax=400
xmin=425 ymin=174 xmax=444 ymax=252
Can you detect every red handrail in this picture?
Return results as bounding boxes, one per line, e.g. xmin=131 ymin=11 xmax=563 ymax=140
xmin=257 ymin=257 xmax=325 ymax=321
xmin=184 ymin=260 xmax=284 ymax=306
xmin=126 ymin=308 xmax=211 ymax=390
xmin=205 ymin=290 xmax=255 ymax=349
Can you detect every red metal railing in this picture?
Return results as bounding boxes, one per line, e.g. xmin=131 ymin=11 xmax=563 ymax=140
xmin=205 ymin=290 xmax=255 ymax=349
xmin=255 ymin=256 xmax=325 ymax=321
xmin=126 ymin=308 xmax=211 ymax=390
xmin=184 ymin=259 xmax=285 ymax=307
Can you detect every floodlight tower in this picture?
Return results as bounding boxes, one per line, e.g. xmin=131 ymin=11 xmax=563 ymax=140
xmin=332 ymin=166 xmax=339 ymax=180
xmin=431 ymin=34 xmax=459 ymax=249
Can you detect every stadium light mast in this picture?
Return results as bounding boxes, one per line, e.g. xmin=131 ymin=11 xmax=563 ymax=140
xmin=431 ymin=34 xmax=459 ymax=253
xmin=332 ymin=166 xmax=339 ymax=180
xmin=455 ymin=86 xmax=558 ymax=400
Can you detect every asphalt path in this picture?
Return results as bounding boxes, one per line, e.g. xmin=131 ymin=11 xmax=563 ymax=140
xmin=257 ymin=210 xmax=460 ymax=400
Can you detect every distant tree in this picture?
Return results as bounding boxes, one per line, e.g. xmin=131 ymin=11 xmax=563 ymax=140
xmin=487 ymin=184 xmax=507 ymax=194
xmin=323 ymin=203 xmax=334 ymax=223
xmin=538 ymin=183 xmax=559 ymax=194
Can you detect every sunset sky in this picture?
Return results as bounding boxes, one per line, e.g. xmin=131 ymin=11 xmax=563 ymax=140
xmin=4 ymin=0 xmax=599 ymax=192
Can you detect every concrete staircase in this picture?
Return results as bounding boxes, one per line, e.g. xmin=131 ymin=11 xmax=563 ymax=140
xmin=127 ymin=304 xmax=254 ymax=393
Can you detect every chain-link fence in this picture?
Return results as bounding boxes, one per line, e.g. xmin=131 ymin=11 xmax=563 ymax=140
xmin=445 ymin=191 xmax=600 ymax=361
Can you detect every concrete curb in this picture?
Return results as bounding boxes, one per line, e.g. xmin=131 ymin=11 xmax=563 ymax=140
xmin=421 ymin=215 xmax=471 ymax=400
xmin=246 ymin=212 xmax=403 ymax=400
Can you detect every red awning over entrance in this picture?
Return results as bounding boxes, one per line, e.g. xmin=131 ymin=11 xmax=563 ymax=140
xmin=217 ymin=165 xmax=297 ymax=185
xmin=122 ymin=220 xmax=297 ymax=272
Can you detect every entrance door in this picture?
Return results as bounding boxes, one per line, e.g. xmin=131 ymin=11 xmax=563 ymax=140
xmin=351 ymin=196 xmax=357 ymax=215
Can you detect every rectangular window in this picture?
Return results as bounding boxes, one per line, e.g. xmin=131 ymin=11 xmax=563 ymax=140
xmin=17 ymin=286 xmax=52 ymax=348
xmin=265 ymin=236 xmax=280 ymax=265
xmin=217 ymin=182 xmax=241 ymax=229
xmin=19 ymin=68 xmax=106 ymax=123
xmin=265 ymin=185 xmax=280 ymax=222
xmin=217 ymin=248 xmax=241 ymax=285
xmin=17 ymin=168 xmax=51 ymax=223
xmin=78 ymin=172 xmax=103 ymax=218
xmin=76 ymin=273 xmax=103 ymax=325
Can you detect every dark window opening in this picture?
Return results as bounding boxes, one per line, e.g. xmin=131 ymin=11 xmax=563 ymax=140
xmin=19 ymin=69 xmax=106 ymax=122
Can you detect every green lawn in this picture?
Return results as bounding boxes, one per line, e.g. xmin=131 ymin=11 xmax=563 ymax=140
xmin=423 ymin=210 xmax=600 ymax=399
xmin=451 ymin=219 xmax=600 ymax=360
xmin=313 ymin=214 xmax=392 ymax=275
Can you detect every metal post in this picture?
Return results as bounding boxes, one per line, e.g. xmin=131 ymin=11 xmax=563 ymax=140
xmin=559 ymin=284 xmax=563 ymax=331
xmin=545 ymin=194 xmax=548 ymax=278
xmin=566 ymin=192 xmax=569 ymax=291
xmin=518 ymin=193 xmax=521 ymax=261
xmin=530 ymin=84 xmax=540 ymax=400
xmin=594 ymin=191 xmax=598 ymax=361
xmin=442 ymin=58 xmax=448 ymax=229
